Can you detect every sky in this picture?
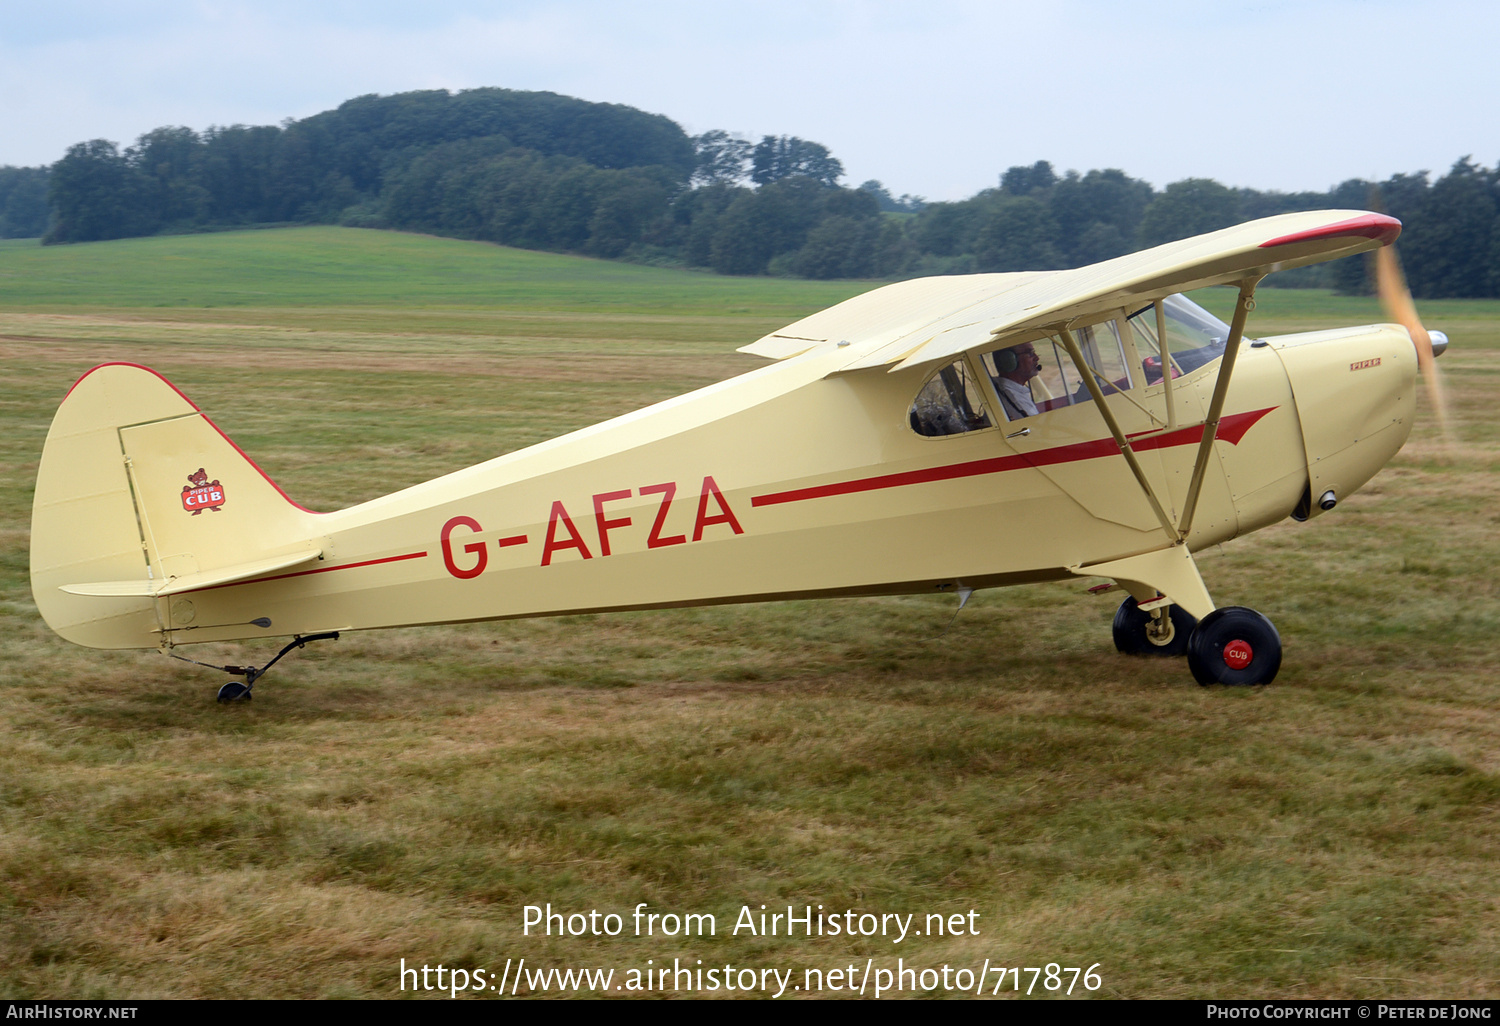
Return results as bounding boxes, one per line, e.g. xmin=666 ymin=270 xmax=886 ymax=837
xmin=2 ymin=0 xmax=1495 ymax=202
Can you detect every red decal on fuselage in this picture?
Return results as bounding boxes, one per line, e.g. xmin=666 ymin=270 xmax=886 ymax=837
xmin=541 ymin=500 xmax=593 ymax=566
xmin=640 ymin=482 xmax=687 ymax=548
xmin=692 ymin=476 xmax=743 ymax=541
xmin=441 ymin=516 xmax=488 ymax=579
xmin=592 ymin=489 xmax=633 ymax=557
xmin=441 ymin=476 xmax=740 ymax=576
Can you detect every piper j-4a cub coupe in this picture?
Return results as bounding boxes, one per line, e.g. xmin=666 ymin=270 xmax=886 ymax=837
xmin=31 ymin=210 xmax=1448 ymax=700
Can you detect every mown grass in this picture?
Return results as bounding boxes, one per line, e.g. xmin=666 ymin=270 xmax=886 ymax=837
xmin=1 ymin=231 xmax=1497 ymax=999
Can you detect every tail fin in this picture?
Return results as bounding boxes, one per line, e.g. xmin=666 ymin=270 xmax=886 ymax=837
xmin=31 ymin=363 xmax=319 ymax=649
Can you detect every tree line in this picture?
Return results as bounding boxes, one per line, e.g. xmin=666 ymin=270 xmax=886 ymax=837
xmin=9 ymin=87 xmax=1499 ymax=298
xmin=904 ymin=158 xmax=1500 ymax=298
xmin=0 ymin=166 xmax=49 ymax=238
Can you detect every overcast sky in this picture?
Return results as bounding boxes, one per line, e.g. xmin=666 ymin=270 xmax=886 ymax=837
xmin=2 ymin=0 xmax=1494 ymax=201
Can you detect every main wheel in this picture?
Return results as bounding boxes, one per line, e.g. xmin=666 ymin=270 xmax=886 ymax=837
xmin=1186 ymin=607 xmax=1282 ymax=686
xmin=1112 ymin=597 xmax=1196 ymax=657
xmin=216 ymin=681 xmax=251 ymax=703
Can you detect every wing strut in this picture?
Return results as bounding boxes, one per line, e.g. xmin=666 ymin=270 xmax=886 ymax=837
xmin=1057 ymin=326 xmax=1180 ymax=544
xmin=1055 ymin=277 xmax=1261 ymax=547
xmin=1177 ymin=279 xmax=1261 ymax=539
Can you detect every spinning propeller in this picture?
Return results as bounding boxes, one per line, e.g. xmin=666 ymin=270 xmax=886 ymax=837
xmin=1375 ymin=244 xmax=1454 ymax=451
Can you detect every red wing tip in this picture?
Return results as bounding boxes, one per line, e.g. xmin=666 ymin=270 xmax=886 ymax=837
xmin=1259 ymin=213 xmax=1401 ymax=250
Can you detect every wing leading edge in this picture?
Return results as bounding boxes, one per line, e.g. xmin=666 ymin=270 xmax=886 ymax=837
xmin=738 ymin=210 xmax=1399 ymax=373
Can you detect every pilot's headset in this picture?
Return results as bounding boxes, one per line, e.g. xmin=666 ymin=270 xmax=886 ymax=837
xmin=992 ymin=347 xmax=1021 ymax=374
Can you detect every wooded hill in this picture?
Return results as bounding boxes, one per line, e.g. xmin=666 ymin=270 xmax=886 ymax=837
xmin=6 ymin=87 xmax=1498 ymax=298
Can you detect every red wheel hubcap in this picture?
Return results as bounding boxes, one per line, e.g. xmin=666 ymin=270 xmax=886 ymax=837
xmin=1223 ymin=639 xmax=1253 ymax=670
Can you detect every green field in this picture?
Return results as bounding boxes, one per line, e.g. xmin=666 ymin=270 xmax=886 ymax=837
xmin=2 ymin=229 xmax=1497 ymax=999
xmin=0 ymin=228 xmax=868 ymax=313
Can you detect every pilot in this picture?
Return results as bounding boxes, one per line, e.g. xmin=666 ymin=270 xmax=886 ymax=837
xmin=991 ymin=342 xmax=1043 ymax=420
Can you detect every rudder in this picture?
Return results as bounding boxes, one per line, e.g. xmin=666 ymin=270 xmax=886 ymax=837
xmin=31 ymin=363 xmax=318 ymax=649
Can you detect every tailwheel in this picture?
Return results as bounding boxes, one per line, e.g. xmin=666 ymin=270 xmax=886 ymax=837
xmin=1112 ymin=596 xmax=1195 ymax=657
xmin=1187 ymin=607 xmax=1282 ymax=686
xmin=216 ymin=681 xmax=252 ymax=703
xmin=170 ymin=631 xmax=339 ymax=704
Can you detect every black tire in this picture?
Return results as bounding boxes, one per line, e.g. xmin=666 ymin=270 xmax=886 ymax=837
xmin=1187 ymin=607 xmax=1282 ymax=686
xmin=216 ymin=681 xmax=250 ymax=703
xmin=1112 ymin=596 xmax=1196 ymax=657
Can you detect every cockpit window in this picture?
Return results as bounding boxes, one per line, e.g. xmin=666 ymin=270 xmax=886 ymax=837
xmin=984 ymin=317 xmax=1135 ymax=418
xmin=1059 ymin=319 xmax=1132 ymax=402
xmin=909 ymin=358 xmax=993 ymax=436
xmin=1127 ymin=294 xmax=1234 ymax=381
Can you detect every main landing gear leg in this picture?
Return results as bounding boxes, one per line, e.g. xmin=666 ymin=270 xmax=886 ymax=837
xmin=1112 ymin=595 xmax=1196 ymax=657
xmin=1075 ymin=546 xmax=1213 ymax=660
xmin=1074 ymin=546 xmax=1283 ymax=685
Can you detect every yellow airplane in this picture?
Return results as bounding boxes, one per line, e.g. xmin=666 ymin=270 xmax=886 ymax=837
xmin=29 ymin=210 xmax=1448 ymax=700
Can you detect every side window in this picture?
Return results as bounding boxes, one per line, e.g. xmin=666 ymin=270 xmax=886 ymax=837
xmin=909 ymin=359 xmax=993 ymax=437
xmin=1030 ymin=344 xmax=1070 ymax=406
xmin=985 ymin=316 xmax=1145 ymax=420
xmin=1058 ymin=319 xmax=1132 ymax=403
xmin=982 ymin=342 xmax=1069 ymax=417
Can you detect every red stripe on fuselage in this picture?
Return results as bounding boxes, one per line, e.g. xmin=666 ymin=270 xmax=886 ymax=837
xmin=750 ymin=407 xmax=1276 ymax=508
xmin=188 ymin=550 xmax=429 ymax=593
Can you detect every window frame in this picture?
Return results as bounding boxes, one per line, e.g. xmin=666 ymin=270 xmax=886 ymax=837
xmin=907 ymin=355 xmax=997 ymax=439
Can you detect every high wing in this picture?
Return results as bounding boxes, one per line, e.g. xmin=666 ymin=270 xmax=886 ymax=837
xmin=742 ymin=208 xmax=1404 ymax=588
xmin=740 ymin=210 xmax=1399 ymax=372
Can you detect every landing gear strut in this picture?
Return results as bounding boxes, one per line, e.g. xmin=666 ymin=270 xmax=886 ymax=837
xmin=1112 ymin=596 xmax=1196 ymax=657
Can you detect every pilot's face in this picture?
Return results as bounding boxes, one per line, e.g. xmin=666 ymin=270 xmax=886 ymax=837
xmin=1008 ymin=344 xmax=1041 ymax=381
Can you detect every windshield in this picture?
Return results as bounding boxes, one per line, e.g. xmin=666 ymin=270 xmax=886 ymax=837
xmin=1127 ymin=294 xmax=1235 ymax=378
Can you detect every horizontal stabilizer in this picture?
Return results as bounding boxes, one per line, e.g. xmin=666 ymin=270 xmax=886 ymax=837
xmin=60 ymin=548 xmax=323 ymax=599
xmin=58 ymin=580 xmax=157 ymax=598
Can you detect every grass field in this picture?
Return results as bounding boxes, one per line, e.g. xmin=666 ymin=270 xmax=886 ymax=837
xmin=2 ymin=229 xmax=1497 ymax=999
xmin=0 ymin=228 xmax=867 ymax=313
